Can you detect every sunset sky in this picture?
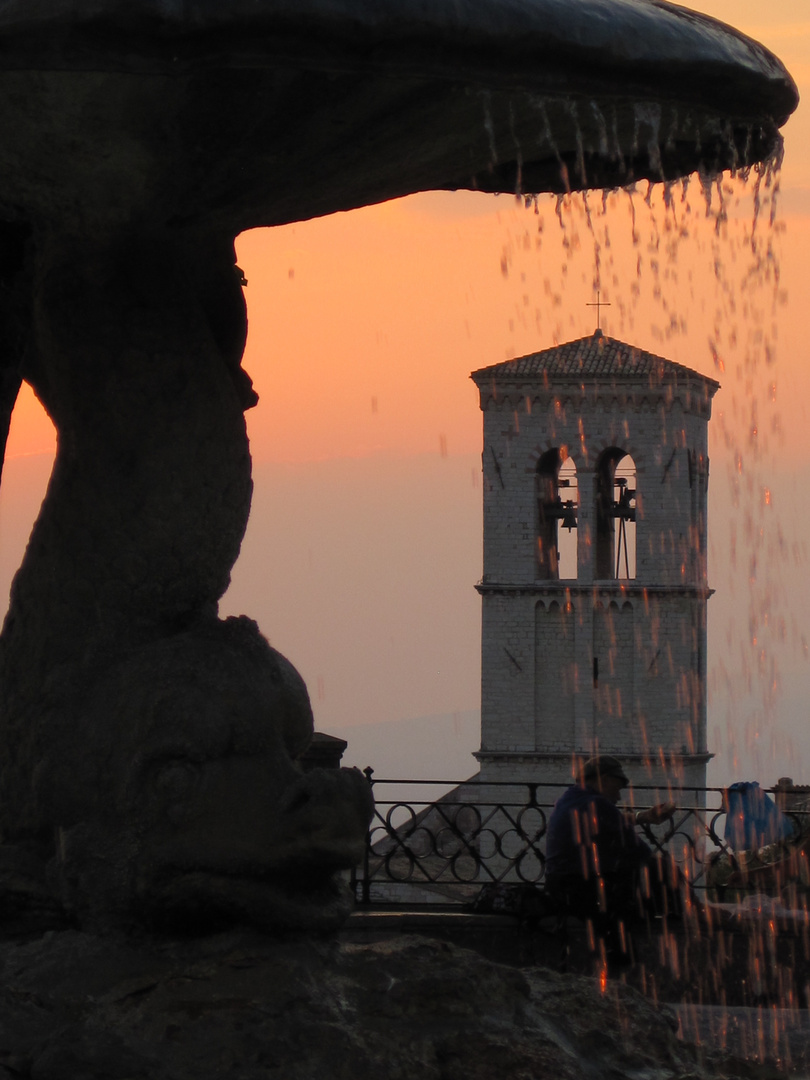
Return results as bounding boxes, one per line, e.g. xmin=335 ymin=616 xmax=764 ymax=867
xmin=1 ymin=0 xmax=809 ymax=787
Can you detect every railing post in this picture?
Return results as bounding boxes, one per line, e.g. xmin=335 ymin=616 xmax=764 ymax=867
xmin=359 ymin=766 xmax=375 ymax=907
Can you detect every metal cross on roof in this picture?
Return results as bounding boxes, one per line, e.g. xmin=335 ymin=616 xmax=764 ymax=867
xmin=586 ymin=290 xmax=611 ymax=331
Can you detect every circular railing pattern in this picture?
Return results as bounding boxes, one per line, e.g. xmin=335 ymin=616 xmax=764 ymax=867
xmin=354 ymin=777 xmax=810 ymax=906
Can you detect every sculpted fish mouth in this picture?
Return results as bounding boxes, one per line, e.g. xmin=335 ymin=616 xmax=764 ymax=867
xmin=147 ymin=839 xmax=367 ymax=890
xmin=140 ymin=864 xmax=356 ymax=933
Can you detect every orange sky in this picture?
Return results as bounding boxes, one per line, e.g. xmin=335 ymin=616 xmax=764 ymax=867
xmin=224 ymin=0 xmax=810 ymax=472
xmin=1 ymin=1 xmax=808 ymax=784
xmin=5 ymin=0 xmax=809 ymax=470
xmin=6 ymin=1 xmax=810 ymax=465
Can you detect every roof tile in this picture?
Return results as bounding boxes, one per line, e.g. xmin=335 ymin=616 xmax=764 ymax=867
xmin=471 ymin=331 xmax=719 ymax=389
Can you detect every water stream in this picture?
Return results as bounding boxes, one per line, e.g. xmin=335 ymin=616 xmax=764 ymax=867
xmin=498 ymin=153 xmax=794 ymax=789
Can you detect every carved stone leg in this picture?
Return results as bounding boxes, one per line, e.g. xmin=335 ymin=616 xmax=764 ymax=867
xmin=0 ymin=227 xmax=372 ymax=929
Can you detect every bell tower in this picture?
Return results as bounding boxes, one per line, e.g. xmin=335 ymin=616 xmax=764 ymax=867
xmin=471 ymin=330 xmax=719 ymax=792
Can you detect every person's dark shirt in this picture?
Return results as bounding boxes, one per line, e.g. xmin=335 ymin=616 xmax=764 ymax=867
xmin=545 ymin=783 xmax=653 ymax=881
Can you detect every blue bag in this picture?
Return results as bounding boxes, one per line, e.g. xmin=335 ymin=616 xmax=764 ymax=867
xmin=724 ymin=781 xmax=795 ymax=851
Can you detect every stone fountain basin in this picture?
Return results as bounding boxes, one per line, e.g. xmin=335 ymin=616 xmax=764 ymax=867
xmin=0 ymin=0 xmax=797 ymax=231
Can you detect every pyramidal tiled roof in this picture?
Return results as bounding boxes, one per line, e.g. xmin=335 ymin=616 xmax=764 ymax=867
xmin=471 ymin=331 xmax=720 ymax=389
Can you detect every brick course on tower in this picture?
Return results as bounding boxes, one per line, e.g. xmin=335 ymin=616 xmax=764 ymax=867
xmin=470 ymin=330 xmax=719 ymax=798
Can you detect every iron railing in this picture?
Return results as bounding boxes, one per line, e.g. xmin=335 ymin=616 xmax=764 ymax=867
xmin=352 ymin=772 xmax=810 ymax=907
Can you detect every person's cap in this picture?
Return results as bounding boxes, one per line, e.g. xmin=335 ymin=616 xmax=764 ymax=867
xmin=581 ymin=755 xmax=629 ymax=786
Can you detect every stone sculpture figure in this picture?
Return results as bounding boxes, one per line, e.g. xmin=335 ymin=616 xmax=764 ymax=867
xmin=0 ymin=0 xmax=796 ymax=930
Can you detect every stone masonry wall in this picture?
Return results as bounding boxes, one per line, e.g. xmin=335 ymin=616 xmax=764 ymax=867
xmin=477 ymin=366 xmax=713 ymax=793
xmin=534 ymin=599 xmax=576 ymax=751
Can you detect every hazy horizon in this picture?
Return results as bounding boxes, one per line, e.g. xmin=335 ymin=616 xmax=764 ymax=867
xmin=4 ymin=445 xmax=810 ymax=791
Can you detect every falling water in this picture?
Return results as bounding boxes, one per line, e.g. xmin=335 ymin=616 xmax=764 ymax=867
xmin=498 ymin=149 xmax=792 ymax=790
xmin=491 ymin=137 xmax=810 ymax=1068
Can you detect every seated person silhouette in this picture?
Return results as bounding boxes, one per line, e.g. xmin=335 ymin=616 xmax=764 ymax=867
xmin=544 ymin=755 xmax=680 ymax=962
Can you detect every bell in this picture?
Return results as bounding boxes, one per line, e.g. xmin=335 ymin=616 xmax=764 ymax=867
xmin=560 ymin=500 xmax=578 ymax=531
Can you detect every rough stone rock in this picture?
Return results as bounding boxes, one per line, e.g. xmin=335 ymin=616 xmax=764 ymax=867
xmin=0 ymin=930 xmax=771 ymax=1080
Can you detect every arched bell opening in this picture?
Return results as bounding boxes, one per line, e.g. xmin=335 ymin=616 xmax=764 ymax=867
xmin=536 ymin=448 xmax=577 ymax=580
xmin=595 ymin=449 xmax=636 ymax=580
